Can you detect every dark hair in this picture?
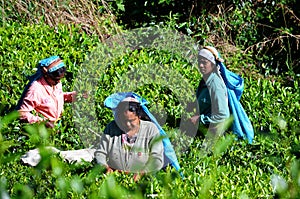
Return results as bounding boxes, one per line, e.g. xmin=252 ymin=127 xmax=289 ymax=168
xmin=116 ymin=101 xmax=151 ymax=121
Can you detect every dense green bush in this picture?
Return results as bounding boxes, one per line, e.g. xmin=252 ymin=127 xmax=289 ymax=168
xmin=109 ymin=0 xmax=300 ymax=76
xmin=0 ymin=1 xmax=300 ymax=198
xmin=1 ymin=23 xmax=300 ymax=198
xmin=0 ymin=23 xmax=100 ymax=112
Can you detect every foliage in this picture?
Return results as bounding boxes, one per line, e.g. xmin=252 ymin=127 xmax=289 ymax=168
xmin=2 ymin=0 xmax=299 ymax=75
xmin=70 ymin=26 xmax=202 ymax=145
xmin=93 ymin=48 xmax=200 ymax=128
xmin=0 ymin=23 xmax=99 ymax=113
xmin=1 ymin=117 xmax=300 ymax=198
xmin=108 ymin=0 xmax=300 ymax=76
xmin=0 ymin=1 xmax=300 ymax=198
xmin=0 ymin=0 xmax=121 ymax=40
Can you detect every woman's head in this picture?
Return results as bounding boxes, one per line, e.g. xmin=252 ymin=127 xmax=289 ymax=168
xmin=198 ymin=48 xmax=216 ymax=65
xmin=198 ymin=48 xmax=216 ymax=76
xmin=115 ymin=99 xmax=141 ymax=132
xmin=39 ymin=56 xmax=66 ymax=85
xmin=198 ymin=46 xmax=224 ymax=77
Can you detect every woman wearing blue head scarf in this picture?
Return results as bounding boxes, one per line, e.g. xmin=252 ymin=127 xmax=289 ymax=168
xmin=94 ymin=96 xmax=164 ymax=181
xmin=16 ymin=56 xmax=76 ymax=128
xmin=190 ymin=46 xmax=254 ymax=145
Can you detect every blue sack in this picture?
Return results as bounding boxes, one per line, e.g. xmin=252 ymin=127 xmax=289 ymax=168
xmin=219 ymin=59 xmax=254 ymax=143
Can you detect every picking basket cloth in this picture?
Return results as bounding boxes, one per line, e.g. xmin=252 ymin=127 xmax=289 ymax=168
xmin=104 ymin=92 xmax=183 ymax=177
xmin=203 ymin=46 xmax=254 ymax=143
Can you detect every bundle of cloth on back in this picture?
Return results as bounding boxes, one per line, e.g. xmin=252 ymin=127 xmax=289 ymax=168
xmin=203 ymin=46 xmax=254 ymax=143
xmin=103 ymin=92 xmax=182 ymax=176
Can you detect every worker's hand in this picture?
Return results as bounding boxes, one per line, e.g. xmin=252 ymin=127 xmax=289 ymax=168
xmin=71 ymin=91 xmax=77 ymax=102
xmin=45 ymin=121 xmax=55 ymax=128
xmin=106 ymin=166 xmax=114 ymax=173
xmin=133 ymin=172 xmax=144 ymax=182
xmin=82 ymin=91 xmax=89 ymax=99
xmin=190 ymin=115 xmax=200 ymax=125
xmin=71 ymin=91 xmax=89 ymax=102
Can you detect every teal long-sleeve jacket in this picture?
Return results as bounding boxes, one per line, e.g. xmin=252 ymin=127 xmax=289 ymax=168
xmin=196 ymin=72 xmax=230 ymax=125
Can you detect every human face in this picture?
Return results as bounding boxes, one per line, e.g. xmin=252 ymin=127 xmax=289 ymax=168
xmin=198 ymin=56 xmax=215 ymax=76
xmin=45 ymin=67 xmax=66 ymax=85
xmin=118 ymin=110 xmax=140 ymax=133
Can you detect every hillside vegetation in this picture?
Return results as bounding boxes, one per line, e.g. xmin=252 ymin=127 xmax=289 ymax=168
xmin=0 ymin=0 xmax=299 ymax=198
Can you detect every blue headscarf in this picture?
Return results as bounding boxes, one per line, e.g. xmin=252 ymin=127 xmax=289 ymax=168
xmin=16 ymin=56 xmax=65 ymax=110
xmin=39 ymin=55 xmax=65 ymax=73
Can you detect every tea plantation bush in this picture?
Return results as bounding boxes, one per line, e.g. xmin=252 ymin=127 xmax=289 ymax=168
xmin=1 ymin=18 xmax=300 ymax=199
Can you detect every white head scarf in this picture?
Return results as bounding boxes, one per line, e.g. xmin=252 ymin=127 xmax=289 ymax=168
xmin=198 ymin=48 xmax=216 ymax=65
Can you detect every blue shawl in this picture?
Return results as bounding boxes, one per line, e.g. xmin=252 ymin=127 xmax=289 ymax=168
xmin=218 ymin=59 xmax=254 ymax=143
